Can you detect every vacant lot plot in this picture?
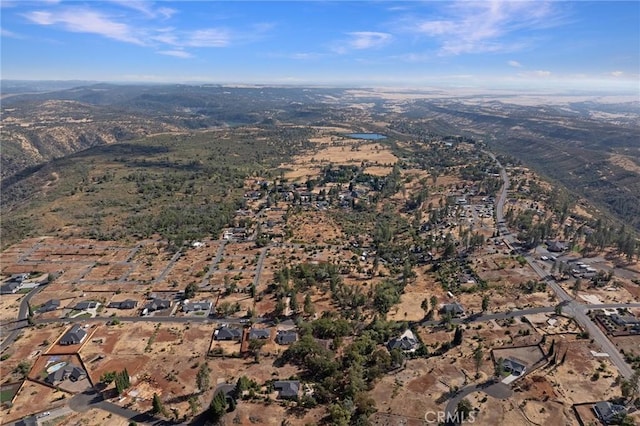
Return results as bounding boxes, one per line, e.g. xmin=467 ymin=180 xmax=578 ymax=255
xmin=0 ymin=380 xmax=67 ymax=423
xmin=492 ymin=344 xmax=546 ymax=369
xmin=369 ymin=358 xmax=458 ymax=423
xmin=0 ymin=324 xmax=65 ymax=383
xmin=542 ymin=335 xmax=620 ymax=404
xmin=283 ymin=140 xmax=397 ymax=182
xmin=0 ymin=293 xmax=22 ymax=323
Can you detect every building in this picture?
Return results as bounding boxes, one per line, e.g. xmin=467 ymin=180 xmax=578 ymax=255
xmin=387 ymin=329 xmax=419 ymax=353
xmin=441 ymin=302 xmax=465 ymax=317
xmin=144 ymin=298 xmax=171 ymax=312
xmin=59 ymin=324 xmax=87 ymax=346
xmin=501 ymin=357 xmax=527 ymax=376
xmin=248 ymin=329 xmax=270 ymax=340
xmin=215 ymin=326 xmax=242 ymax=341
xmin=108 ymin=300 xmax=138 ymax=310
xmin=183 ymin=301 xmax=212 ymax=313
xmin=546 ymin=241 xmax=567 ymax=252
xmin=593 ymin=401 xmax=626 ymax=424
xmin=38 ymin=299 xmax=60 ymax=313
xmin=45 ymin=363 xmax=86 ymax=385
xmin=0 ymin=281 xmax=21 ymax=294
xmin=73 ymin=301 xmax=99 ymax=310
xmin=275 ymin=330 xmax=298 ymax=345
xmin=273 ymin=380 xmax=300 ymax=399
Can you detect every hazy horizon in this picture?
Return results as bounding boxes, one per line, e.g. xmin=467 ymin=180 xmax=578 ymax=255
xmin=1 ymin=1 xmax=638 ymax=94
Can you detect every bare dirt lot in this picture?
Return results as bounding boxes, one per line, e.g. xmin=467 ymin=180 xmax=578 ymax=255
xmin=0 ymin=380 xmax=68 ymax=423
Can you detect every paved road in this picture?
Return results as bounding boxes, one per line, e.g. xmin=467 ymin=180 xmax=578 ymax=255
xmin=154 ymin=250 xmax=182 ymax=285
xmin=69 ymin=389 xmax=172 ymax=425
xmin=444 ymin=380 xmax=512 ymax=425
xmin=253 ymin=247 xmax=268 ymax=287
xmin=0 ymin=284 xmax=44 ymax=352
xmin=490 ymin=151 xmax=636 ymax=379
xmin=201 ymin=240 xmax=227 ymax=287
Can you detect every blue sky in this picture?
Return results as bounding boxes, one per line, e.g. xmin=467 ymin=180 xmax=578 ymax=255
xmin=1 ymin=1 xmax=639 ymax=92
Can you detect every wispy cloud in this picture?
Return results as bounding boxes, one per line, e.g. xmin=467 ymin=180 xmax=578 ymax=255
xmin=610 ymin=71 xmax=624 ymax=77
xmin=410 ymin=1 xmax=565 ymax=55
xmin=519 ymin=70 xmax=552 ymax=78
xmin=157 ymin=49 xmax=192 ymax=58
xmin=23 ymin=8 xmax=145 ymax=45
xmin=109 ymin=0 xmax=176 ymax=20
xmin=184 ymin=29 xmax=230 ymax=47
xmin=21 ymin=4 xmax=272 ymax=57
xmin=508 ymin=60 xmax=523 ymax=68
xmin=1 ymin=28 xmax=24 ymax=38
xmin=333 ymin=31 xmax=392 ymax=54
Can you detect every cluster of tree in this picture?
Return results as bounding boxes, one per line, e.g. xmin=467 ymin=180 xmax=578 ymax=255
xmin=100 ymin=369 xmax=131 ymax=395
xmin=278 ymin=318 xmax=409 ymax=425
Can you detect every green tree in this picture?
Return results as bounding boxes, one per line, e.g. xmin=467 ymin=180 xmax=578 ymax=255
xmin=289 ymin=292 xmax=299 ymax=313
xmin=430 ymin=296 xmax=438 ymax=312
xmin=452 ymin=326 xmax=463 ymax=346
xmin=152 ymin=393 xmax=165 ymax=415
xmin=188 ymin=396 xmax=200 ymax=416
xmin=494 ymin=358 xmax=504 ymax=378
xmin=196 ymin=363 xmax=211 ymax=393
xmin=481 ymin=295 xmax=490 ymax=312
xmin=456 ymin=399 xmax=473 ymax=421
xmin=100 ymin=371 xmax=117 ymax=384
xmin=185 ymin=282 xmax=198 ymax=299
xmin=473 ymin=345 xmax=484 ymax=377
xmin=303 ymin=293 xmax=314 ymax=316
xmin=208 ymin=391 xmax=228 ymax=422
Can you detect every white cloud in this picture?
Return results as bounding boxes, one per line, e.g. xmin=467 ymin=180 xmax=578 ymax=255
xmin=508 ymin=60 xmax=523 ymax=68
xmin=108 ymin=0 xmax=176 ymax=19
xmin=185 ymin=28 xmax=230 ymax=47
xmin=157 ymin=49 xmax=192 ymax=58
xmin=610 ymin=71 xmax=624 ymax=77
xmin=1 ymin=28 xmax=23 ymax=38
xmin=411 ymin=1 xmax=564 ymax=55
xmin=23 ymin=9 xmax=145 ymax=45
xmin=518 ymin=70 xmax=552 ymax=78
xmin=347 ymin=31 xmax=392 ymax=49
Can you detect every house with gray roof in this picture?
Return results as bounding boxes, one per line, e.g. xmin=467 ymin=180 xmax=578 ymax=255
xmin=275 ymin=330 xmax=298 ymax=345
xmin=45 ymin=363 xmax=86 ymax=385
xmin=183 ymin=301 xmax=212 ymax=313
xmin=73 ymin=301 xmax=98 ymax=310
xmin=441 ymin=302 xmax=465 ymax=317
xmin=144 ymin=298 xmax=171 ymax=312
xmin=593 ymin=401 xmax=626 ymax=424
xmin=108 ymin=299 xmax=138 ymax=310
xmin=387 ymin=329 xmax=419 ymax=353
xmin=38 ymin=299 xmax=60 ymax=313
xmin=59 ymin=324 xmax=87 ymax=346
xmin=502 ymin=357 xmax=527 ymax=376
xmin=215 ymin=326 xmax=242 ymax=341
xmin=273 ymin=380 xmax=300 ymax=399
xmin=249 ymin=329 xmax=270 ymax=340
xmin=0 ymin=281 xmax=21 ymax=294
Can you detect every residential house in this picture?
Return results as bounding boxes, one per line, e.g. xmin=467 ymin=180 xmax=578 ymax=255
xmin=183 ymin=301 xmax=212 ymax=313
xmin=441 ymin=302 xmax=466 ymax=317
xmin=546 ymin=241 xmax=567 ymax=252
xmin=248 ymin=329 xmax=270 ymax=340
xmin=593 ymin=401 xmax=626 ymax=424
xmin=501 ymin=357 xmax=527 ymax=376
xmin=108 ymin=300 xmax=138 ymax=310
xmin=215 ymin=326 xmax=242 ymax=341
xmin=273 ymin=380 xmax=300 ymax=399
xmin=144 ymin=298 xmax=171 ymax=312
xmin=387 ymin=329 xmax=419 ymax=353
xmin=275 ymin=330 xmax=298 ymax=345
xmin=0 ymin=281 xmax=21 ymax=294
xmin=59 ymin=324 xmax=87 ymax=346
xmin=73 ymin=301 xmax=98 ymax=310
xmin=38 ymin=299 xmax=60 ymax=313
xmin=45 ymin=363 xmax=86 ymax=385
